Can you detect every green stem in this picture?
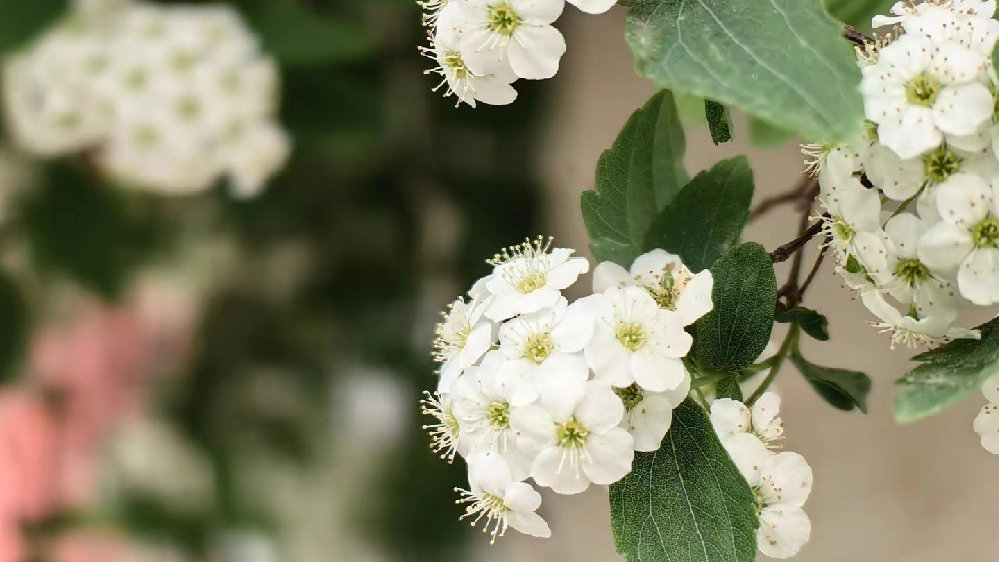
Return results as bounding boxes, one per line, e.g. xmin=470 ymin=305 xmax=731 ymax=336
xmin=746 ymin=325 xmax=799 ymax=406
xmin=889 ymin=186 xmax=923 ymax=219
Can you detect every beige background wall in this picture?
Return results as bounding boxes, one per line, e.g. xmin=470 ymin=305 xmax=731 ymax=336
xmin=484 ymin=8 xmax=999 ymax=562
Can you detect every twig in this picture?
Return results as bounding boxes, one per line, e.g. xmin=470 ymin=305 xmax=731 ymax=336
xmin=748 ymin=176 xmax=812 ymax=222
xmin=797 ymin=242 xmax=829 ymax=302
xmin=770 ymin=220 xmax=824 ymax=265
xmin=843 ymin=26 xmax=873 ymax=47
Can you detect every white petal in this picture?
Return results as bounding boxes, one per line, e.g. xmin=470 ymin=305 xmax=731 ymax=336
xmin=625 ymin=395 xmax=674 ymax=452
xmin=507 ymin=509 xmax=552 ymax=538
xmin=879 ymin=107 xmax=942 ymax=160
xmin=471 ymin=75 xmax=518 ymax=106
xmin=710 ymin=398 xmax=751 ymax=439
xmin=675 ymin=270 xmax=714 ymax=326
xmin=566 ymin=0 xmax=618 ymax=14
xmin=584 ymin=330 xmax=634 ymax=387
xmin=957 ymin=248 xmax=999 ymax=305
xmin=759 ymin=452 xmax=813 ymax=508
xmin=503 ymin=481 xmax=541 ymax=512
xmin=631 ymin=351 xmax=686 ymax=392
xmin=467 ymin=452 xmax=514 ymax=496
xmin=758 ymin=505 xmax=812 ymax=559
xmin=550 ymin=300 xmax=595 ymax=352
xmin=581 ymin=428 xmax=635 ymax=485
xmin=629 ymin=249 xmax=678 ymax=287
xmin=545 ymin=256 xmax=589 ymax=290
xmin=933 ymin=83 xmax=994 ymax=136
xmin=510 ymin=0 xmax=564 ymax=22
xmin=507 ymin=25 xmax=565 ymax=80
xmin=973 ymin=403 xmax=999 ymax=454
xmin=865 ymin=145 xmax=924 ymax=201
xmin=530 ymin=446 xmax=590 ymax=494
xmin=575 ymin=383 xmax=625 ymax=431
xmin=935 ymin=173 xmax=992 ymax=228
xmin=510 ymin=404 xmax=554 ymax=455
xmin=750 ymin=392 xmax=784 ymax=442
xmin=917 ymin=222 xmax=973 ymax=272
xmin=723 ymin=433 xmax=770 ymax=484
xmin=592 ymin=261 xmax=633 ymax=293
xmin=883 ymin=213 xmax=926 ymax=259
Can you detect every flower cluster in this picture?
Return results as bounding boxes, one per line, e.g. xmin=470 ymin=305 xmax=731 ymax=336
xmin=973 ymin=374 xmax=999 ymax=454
xmin=808 ymin=0 xmax=999 ymax=348
xmin=422 ymin=240 xmax=714 ymax=541
xmin=419 ymin=0 xmax=617 ymax=107
xmin=711 ymin=393 xmax=814 ymax=559
xmin=3 ymin=0 xmax=289 ymax=196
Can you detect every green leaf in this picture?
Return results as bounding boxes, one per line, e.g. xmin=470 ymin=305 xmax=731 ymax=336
xmin=704 ymin=100 xmax=733 ymax=145
xmin=0 ymin=269 xmax=29 ymax=383
xmin=894 ymin=318 xmax=998 ymax=424
xmin=622 ymin=0 xmax=863 ymax=143
xmin=610 ymin=398 xmax=758 ymax=562
xmin=0 ymin=0 xmax=63 ymax=57
xmin=582 ymin=91 xmax=688 ymax=266
xmin=695 ymin=243 xmax=776 ymax=371
xmin=774 ymin=305 xmax=830 ymax=341
xmin=791 ymin=349 xmax=871 ymax=412
xmin=824 ymin=0 xmax=895 ymax=31
xmin=748 ymin=117 xmax=793 ymax=148
xmin=644 ymin=157 xmax=753 ymax=272
xmin=244 ymin=0 xmax=374 ymax=65
xmin=715 ymin=376 xmax=744 ymax=402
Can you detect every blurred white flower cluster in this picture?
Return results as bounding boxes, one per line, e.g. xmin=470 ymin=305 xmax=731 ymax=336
xmin=809 ymin=0 xmax=998 ymax=348
xmin=419 ymin=0 xmax=617 ymax=107
xmin=2 ymin=0 xmax=289 ymax=197
xmin=422 ymin=239 xmax=714 ymax=541
xmin=973 ymin=373 xmax=999 ymax=454
xmin=711 ymin=393 xmax=814 ymax=559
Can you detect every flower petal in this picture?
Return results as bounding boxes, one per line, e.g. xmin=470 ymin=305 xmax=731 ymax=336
xmin=957 ymin=248 xmax=999 ymax=305
xmin=507 ymin=25 xmax=565 ymax=80
xmin=758 ymin=505 xmax=811 ymax=559
xmin=592 ymin=261 xmax=632 ymax=293
xmin=581 ymin=428 xmax=634 ymax=485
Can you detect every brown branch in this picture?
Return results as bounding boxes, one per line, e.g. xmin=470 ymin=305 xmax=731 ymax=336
xmin=771 ymin=219 xmax=824 ymax=264
xmin=748 ymin=176 xmax=812 ymax=222
xmin=797 ymin=241 xmax=829 ymax=302
xmin=843 ymin=26 xmax=873 ymax=47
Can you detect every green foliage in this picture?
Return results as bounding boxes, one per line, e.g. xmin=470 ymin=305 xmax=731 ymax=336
xmin=748 ymin=117 xmax=794 ymax=148
xmin=715 ymin=376 xmax=744 ymax=401
xmin=582 ymin=91 xmax=688 ymax=266
xmin=791 ymin=348 xmax=871 ymax=412
xmin=894 ymin=318 xmax=999 ymax=424
xmin=610 ymin=399 xmax=758 ymax=562
xmin=23 ymin=162 xmax=166 ymax=300
xmin=645 ymin=157 xmax=753 ymax=272
xmin=243 ymin=0 xmax=375 ymax=66
xmin=621 ymin=0 xmax=863 ymax=143
xmin=775 ymin=305 xmax=830 ymax=341
xmin=0 ymin=269 xmax=29 ymax=384
xmin=0 ymin=0 xmax=63 ymax=56
xmin=704 ymin=100 xmax=733 ymax=145
xmin=824 ymin=0 xmax=895 ymax=31
xmin=695 ymin=243 xmax=776 ymax=372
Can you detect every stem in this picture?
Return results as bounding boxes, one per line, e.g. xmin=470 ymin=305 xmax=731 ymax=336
xmin=748 ymin=176 xmax=811 ymax=222
xmin=746 ymin=326 xmax=799 ymax=406
xmin=843 ymin=26 xmax=873 ymax=46
xmin=770 ymin=220 xmax=824 ymax=264
xmin=797 ymin=242 xmax=829 ymax=301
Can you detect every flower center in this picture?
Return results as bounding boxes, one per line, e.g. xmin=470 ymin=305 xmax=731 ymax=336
xmin=524 ymin=334 xmax=553 ymax=364
xmin=488 ymin=3 xmax=521 ymax=36
xmin=486 ymin=401 xmax=510 ymax=430
xmin=614 ymin=384 xmax=645 ymax=412
xmin=922 ymin=146 xmax=962 ymax=183
xmin=832 ymin=216 xmax=854 ymax=242
xmin=863 ymin=120 xmax=879 ymax=143
xmin=972 ymin=216 xmax=999 ymax=248
xmin=516 ymin=271 xmax=546 ymax=293
xmin=893 ymin=258 xmax=930 ymax=287
xmin=751 ymin=486 xmax=767 ymax=517
xmin=616 ymin=322 xmax=647 ymax=351
xmin=905 ymin=72 xmax=941 ymax=107
xmin=556 ymin=417 xmax=589 ymax=449
xmin=480 ymin=492 xmax=508 ymax=514
xmin=443 ymin=49 xmax=468 ymax=79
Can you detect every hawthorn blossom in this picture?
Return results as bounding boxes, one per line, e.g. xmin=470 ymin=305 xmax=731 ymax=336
xmin=432 ymin=296 xmax=496 ymax=393
xmin=973 ymin=374 xmax=998 ymax=454
xmin=452 ymin=0 xmax=567 ymax=80
xmin=482 ymin=236 xmax=589 ymax=321
xmin=753 ymin=452 xmax=814 ymax=559
xmin=860 ymin=290 xmax=979 ymax=348
xmin=497 ymin=297 xmax=593 ymax=392
xmin=455 ymin=453 xmax=551 ymax=543
xmin=615 ymin=377 xmax=690 ymax=452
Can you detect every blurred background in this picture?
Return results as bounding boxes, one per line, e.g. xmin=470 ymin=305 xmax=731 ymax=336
xmin=0 ymin=1 xmax=995 ymax=562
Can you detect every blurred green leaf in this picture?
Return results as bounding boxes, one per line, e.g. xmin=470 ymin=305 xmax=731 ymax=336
xmin=0 ymin=269 xmax=29 ymax=383
xmin=748 ymin=117 xmax=793 ymax=148
xmin=894 ymin=318 xmax=998 ymax=424
xmin=775 ymin=305 xmax=830 ymax=341
xmin=245 ymin=0 xmax=375 ymax=66
xmin=0 ymin=0 xmax=63 ymax=57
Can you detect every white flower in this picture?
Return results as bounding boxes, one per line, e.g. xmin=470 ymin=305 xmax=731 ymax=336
xmin=454 ymin=0 xmax=567 ymax=80
xmin=615 ymin=377 xmax=690 ymax=452
xmin=872 ymin=0 xmax=999 ymax=56
xmin=424 ymin=2 xmax=518 ymax=107
xmin=751 ymin=452 xmax=814 ymax=559
xmin=861 ymin=33 xmax=993 ymax=159
xmin=582 ymin=286 xmax=691 ymax=392
xmin=816 ymin=182 xmax=881 ymax=263
xmin=876 ymin=213 xmax=964 ymax=318
xmin=566 ymin=0 xmax=618 ymax=14
xmin=497 ymin=297 xmax=593 ymax=393
xmin=917 ymin=173 xmax=999 ymax=304
xmin=451 ymin=353 xmax=535 ymax=479
xmin=421 ymin=390 xmax=470 ymax=462
xmin=511 ymin=381 xmax=634 ymax=494
xmin=710 ymin=392 xmax=784 ymax=463
xmin=482 ymin=236 xmax=589 ymax=322
xmin=456 ymin=452 xmax=551 ymax=543
xmin=433 ymin=296 xmax=496 ymax=393
xmin=860 ymin=289 xmax=979 ymax=348
xmin=973 ymin=374 xmax=999 ymax=454
xmin=592 ymin=248 xmax=714 ymax=326
xmin=219 ymin=122 xmax=290 ymax=198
